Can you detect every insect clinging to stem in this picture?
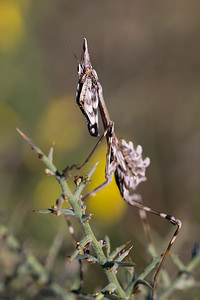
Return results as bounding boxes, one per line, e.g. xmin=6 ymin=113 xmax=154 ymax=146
xmin=75 ymin=38 xmax=182 ymax=300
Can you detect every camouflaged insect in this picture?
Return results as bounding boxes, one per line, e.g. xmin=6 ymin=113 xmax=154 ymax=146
xmin=76 ymin=39 xmax=182 ymax=300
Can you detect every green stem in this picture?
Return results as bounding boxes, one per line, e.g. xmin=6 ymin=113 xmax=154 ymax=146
xmin=187 ymin=252 xmax=200 ymax=272
xmin=126 ymin=255 xmax=161 ymax=297
xmin=60 ymin=177 xmax=126 ymax=298
xmin=17 ymin=128 xmax=127 ymax=299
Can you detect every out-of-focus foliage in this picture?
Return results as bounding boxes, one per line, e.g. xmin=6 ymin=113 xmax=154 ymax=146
xmin=0 ymin=0 xmax=25 ymax=53
xmin=1 ymin=1 xmax=200 ymax=299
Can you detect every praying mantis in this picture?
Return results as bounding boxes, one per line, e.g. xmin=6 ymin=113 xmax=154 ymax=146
xmin=75 ymin=38 xmax=182 ymax=299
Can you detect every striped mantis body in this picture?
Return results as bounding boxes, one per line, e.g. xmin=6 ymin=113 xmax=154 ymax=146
xmin=76 ymin=38 xmax=182 ymax=299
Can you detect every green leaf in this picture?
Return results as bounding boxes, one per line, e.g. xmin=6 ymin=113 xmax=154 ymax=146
xmin=105 ymin=235 xmax=111 ymax=257
xmin=31 ymin=208 xmax=75 ymax=216
xmin=47 ymin=141 xmax=55 ymax=162
xmin=170 ymin=253 xmax=185 ymax=271
xmin=82 ymin=213 xmax=93 ymax=222
xmin=133 ymin=279 xmax=152 ymax=289
xmin=103 ymin=260 xmax=135 ymax=269
xmin=108 ymin=241 xmax=130 ymax=260
xmin=114 ymin=246 xmax=133 ymax=263
xmin=186 ymin=251 xmax=200 ymax=272
xmin=76 ymin=254 xmax=99 ymax=263
xmin=74 ymin=162 xmax=99 ymax=199
xmin=68 ymin=236 xmax=92 ymax=264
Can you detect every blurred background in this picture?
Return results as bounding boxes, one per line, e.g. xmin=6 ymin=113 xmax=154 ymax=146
xmin=0 ymin=0 xmax=200 ymax=299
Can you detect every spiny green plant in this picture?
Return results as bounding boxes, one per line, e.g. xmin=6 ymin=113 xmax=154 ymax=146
xmin=15 ymin=127 xmax=200 ymax=300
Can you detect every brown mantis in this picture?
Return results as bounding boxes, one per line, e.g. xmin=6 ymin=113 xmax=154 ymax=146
xmin=75 ymin=38 xmax=182 ymax=299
